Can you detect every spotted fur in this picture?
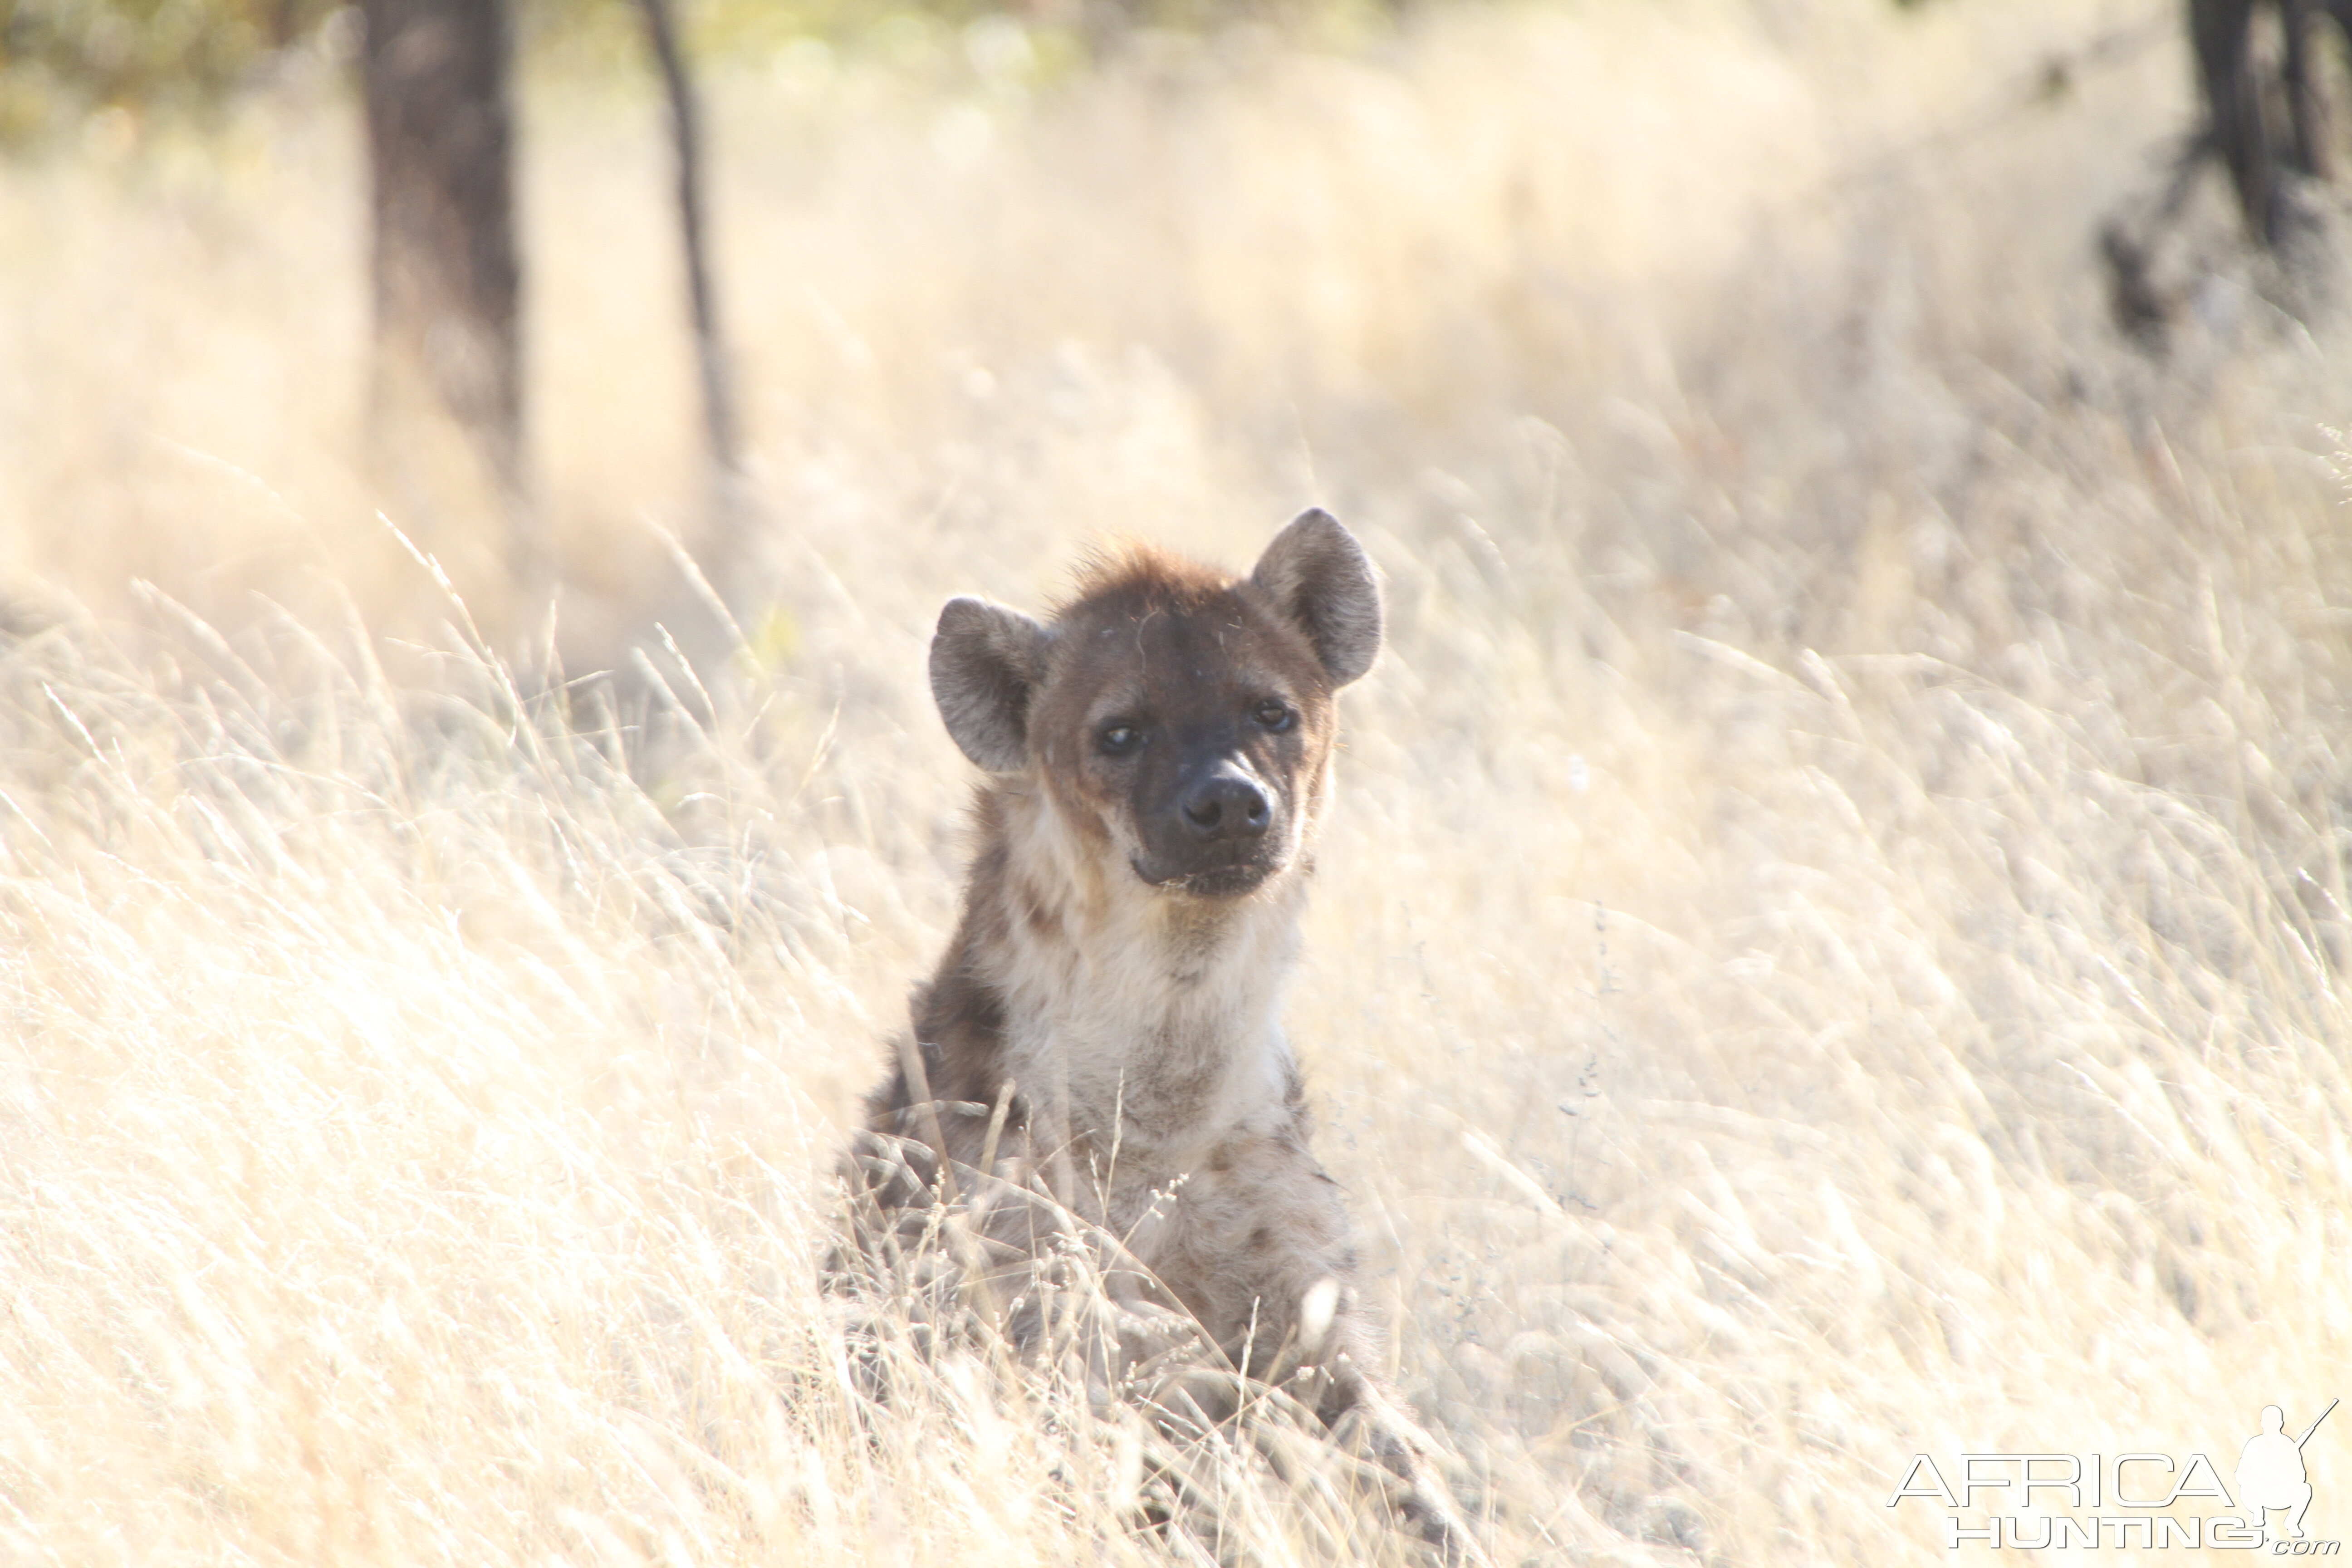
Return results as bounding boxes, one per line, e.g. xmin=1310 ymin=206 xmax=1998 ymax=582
xmin=849 ymin=510 xmax=1477 ymax=1558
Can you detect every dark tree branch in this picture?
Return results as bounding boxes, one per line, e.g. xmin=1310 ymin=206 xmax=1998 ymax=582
xmin=637 ymin=0 xmax=743 ymax=495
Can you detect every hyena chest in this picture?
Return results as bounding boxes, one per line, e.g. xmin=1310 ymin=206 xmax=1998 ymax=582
xmin=998 ymin=910 xmax=1299 ymax=1156
xmin=1010 ymin=985 xmax=1295 ymax=1140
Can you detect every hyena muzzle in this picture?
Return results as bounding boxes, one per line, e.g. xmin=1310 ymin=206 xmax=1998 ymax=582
xmin=842 ymin=509 xmax=1479 ymax=1559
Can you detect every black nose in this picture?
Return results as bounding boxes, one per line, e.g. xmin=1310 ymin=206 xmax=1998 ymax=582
xmin=1181 ymin=768 xmax=1271 ymax=839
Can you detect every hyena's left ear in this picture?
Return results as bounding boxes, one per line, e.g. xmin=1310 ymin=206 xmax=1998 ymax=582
xmin=931 ymin=596 xmax=1054 ymax=773
xmin=1250 ymin=508 xmax=1383 ymax=687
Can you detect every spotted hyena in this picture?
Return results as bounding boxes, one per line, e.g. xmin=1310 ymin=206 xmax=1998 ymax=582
xmin=845 ymin=510 xmax=1474 ymax=1555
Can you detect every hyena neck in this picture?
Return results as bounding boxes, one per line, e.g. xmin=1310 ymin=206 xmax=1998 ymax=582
xmin=970 ymin=780 xmax=1309 ymax=1164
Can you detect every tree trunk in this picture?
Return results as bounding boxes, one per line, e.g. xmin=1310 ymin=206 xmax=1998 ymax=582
xmin=2282 ymin=0 xmax=2334 ymax=179
xmin=2192 ymin=0 xmax=2279 ymax=245
xmin=359 ymin=0 xmax=532 ymax=600
xmin=639 ymin=0 xmax=737 ymax=474
xmin=637 ymin=0 xmax=751 ymax=598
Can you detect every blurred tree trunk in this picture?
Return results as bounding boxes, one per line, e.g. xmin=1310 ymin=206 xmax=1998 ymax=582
xmin=359 ymin=0 xmax=533 ymax=602
xmin=2189 ymin=0 xmax=2352 ymax=248
xmin=636 ymin=0 xmax=748 ymax=577
xmin=2192 ymin=0 xmax=2280 ymax=244
xmin=2281 ymin=0 xmax=2336 ymax=180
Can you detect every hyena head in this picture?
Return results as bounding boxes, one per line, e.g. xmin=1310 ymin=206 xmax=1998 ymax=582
xmin=929 ymin=509 xmax=1382 ymax=899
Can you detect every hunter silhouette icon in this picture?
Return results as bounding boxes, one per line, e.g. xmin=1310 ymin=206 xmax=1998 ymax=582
xmin=2238 ymin=1399 xmax=2336 ymax=1544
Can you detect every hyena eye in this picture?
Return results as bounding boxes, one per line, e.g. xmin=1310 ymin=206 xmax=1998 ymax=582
xmin=1098 ymin=722 xmax=1142 ymax=756
xmin=1254 ymin=700 xmax=1295 ymax=732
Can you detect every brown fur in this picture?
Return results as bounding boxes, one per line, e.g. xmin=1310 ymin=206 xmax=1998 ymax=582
xmin=846 ymin=512 xmax=1478 ymax=1559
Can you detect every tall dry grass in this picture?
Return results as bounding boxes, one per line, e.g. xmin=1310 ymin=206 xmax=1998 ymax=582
xmin=4 ymin=0 xmax=2352 ymax=1561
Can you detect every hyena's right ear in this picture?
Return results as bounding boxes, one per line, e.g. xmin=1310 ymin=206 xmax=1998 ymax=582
xmin=930 ymin=597 xmax=1054 ymax=773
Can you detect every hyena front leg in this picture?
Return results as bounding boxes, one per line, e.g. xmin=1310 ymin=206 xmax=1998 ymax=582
xmin=1174 ymin=1153 xmax=1487 ymax=1564
xmin=1291 ymin=1313 xmax=1485 ymax=1566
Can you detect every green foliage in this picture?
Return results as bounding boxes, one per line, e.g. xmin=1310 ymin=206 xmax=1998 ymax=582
xmin=0 ymin=0 xmax=1395 ymax=147
xmin=0 ymin=0 xmax=342 ymax=142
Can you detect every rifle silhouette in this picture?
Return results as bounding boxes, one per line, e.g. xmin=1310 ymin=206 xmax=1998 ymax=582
xmin=2299 ymin=1399 xmax=2339 ymax=1449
